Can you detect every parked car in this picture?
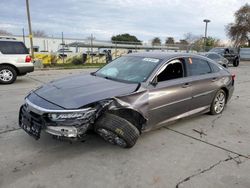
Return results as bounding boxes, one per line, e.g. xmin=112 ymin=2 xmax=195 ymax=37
xmin=209 ymin=47 xmax=240 ymax=67
xmin=19 ymin=52 xmax=235 ymax=148
xmin=199 ymin=52 xmax=229 ymax=68
xmin=57 ymin=48 xmax=73 ymax=58
xmin=0 ymin=38 xmax=34 ymax=84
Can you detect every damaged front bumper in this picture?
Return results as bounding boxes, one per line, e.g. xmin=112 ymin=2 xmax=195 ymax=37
xmin=19 ymin=98 xmax=97 ymax=140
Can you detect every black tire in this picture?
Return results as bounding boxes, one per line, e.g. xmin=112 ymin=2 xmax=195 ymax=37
xmin=95 ymin=113 xmax=140 ymax=148
xmin=210 ymin=89 xmax=226 ymax=115
xmin=0 ymin=65 xmax=17 ymax=84
xmin=233 ymin=58 xmax=239 ymax=67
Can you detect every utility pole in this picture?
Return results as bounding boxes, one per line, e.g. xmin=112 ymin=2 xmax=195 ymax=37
xmin=22 ymin=28 xmax=25 ymax=45
xmin=90 ymin=34 xmax=94 ymax=64
xmin=26 ymin=0 xmax=34 ymax=58
xmin=62 ymin=32 xmax=65 ymax=64
xmin=203 ymin=19 xmax=210 ymax=51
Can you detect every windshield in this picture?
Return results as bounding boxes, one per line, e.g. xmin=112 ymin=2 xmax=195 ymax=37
xmin=95 ymin=56 xmax=161 ymax=83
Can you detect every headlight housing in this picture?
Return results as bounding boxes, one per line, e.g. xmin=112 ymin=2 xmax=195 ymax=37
xmin=48 ymin=108 xmax=96 ymax=121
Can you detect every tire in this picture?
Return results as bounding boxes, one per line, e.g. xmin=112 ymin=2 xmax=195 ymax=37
xmin=0 ymin=65 xmax=17 ymax=84
xmin=210 ymin=89 xmax=226 ymax=115
xmin=95 ymin=113 xmax=140 ymax=148
xmin=233 ymin=58 xmax=239 ymax=67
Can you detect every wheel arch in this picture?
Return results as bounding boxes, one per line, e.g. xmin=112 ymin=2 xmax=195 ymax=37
xmin=220 ymin=87 xmax=229 ymax=103
xmin=0 ymin=63 xmax=19 ymax=75
xmin=108 ymin=108 xmax=147 ymax=133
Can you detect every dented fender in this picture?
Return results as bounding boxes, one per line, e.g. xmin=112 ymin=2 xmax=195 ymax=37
xmin=101 ymin=87 xmax=149 ymax=132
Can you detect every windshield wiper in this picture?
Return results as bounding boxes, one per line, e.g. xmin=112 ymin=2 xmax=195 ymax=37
xmin=96 ymin=73 xmax=138 ymax=84
xmin=90 ymin=72 xmax=96 ymax=76
xmin=104 ymin=76 xmax=116 ymax=81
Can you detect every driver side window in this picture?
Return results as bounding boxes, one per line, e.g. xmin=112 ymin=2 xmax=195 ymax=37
xmin=157 ymin=59 xmax=184 ymax=82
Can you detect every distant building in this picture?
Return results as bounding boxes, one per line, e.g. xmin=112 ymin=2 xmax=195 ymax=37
xmin=0 ymin=35 xmax=88 ymax=53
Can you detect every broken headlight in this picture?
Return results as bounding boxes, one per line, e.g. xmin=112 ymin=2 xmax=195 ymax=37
xmin=48 ymin=108 xmax=96 ymax=121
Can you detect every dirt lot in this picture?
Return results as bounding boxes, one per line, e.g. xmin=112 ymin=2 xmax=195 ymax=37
xmin=0 ymin=63 xmax=250 ymax=188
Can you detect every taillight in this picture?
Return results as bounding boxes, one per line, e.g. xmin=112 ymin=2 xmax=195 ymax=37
xmin=25 ymin=55 xmax=32 ymax=63
xmin=232 ymin=74 xmax=236 ymax=81
xmin=231 ymin=74 xmax=235 ymax=86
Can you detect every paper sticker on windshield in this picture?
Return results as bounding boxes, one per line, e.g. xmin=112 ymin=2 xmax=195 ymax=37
xmin=142 ymin=58 xmax=159 ymax=63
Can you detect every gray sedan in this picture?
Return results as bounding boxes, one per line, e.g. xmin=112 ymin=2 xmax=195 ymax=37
xmin=19 ymin=52 xmax=235 ymax=148
xmin=199 ymin=52 xmax=229 ymax=68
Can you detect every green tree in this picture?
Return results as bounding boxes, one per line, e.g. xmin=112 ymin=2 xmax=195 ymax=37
xmin=165 ymin=37 xmax=175 ymax=45
xmin=111 ymin=33 xmax=141 ymax=44
xmin=151 ymin=37 xmax=161 ymax=46
xmin=184 ymin=32 xmax=201 ymax=44
xmin=205 ymin=36 xmax=220 ymax=47
xmin=33 ymin=30 xmax=48 ymax=37
xmin=179 ymin=39 xmax=189 ymax=45
xmin=191 ymin=37 xmax=220 ymax=52
xmin=226 ymin=3 xmax=250 ymax=47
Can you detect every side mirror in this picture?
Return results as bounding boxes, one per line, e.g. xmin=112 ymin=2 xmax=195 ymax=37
xmin=150 ymin=77 xmax=158 ymax=86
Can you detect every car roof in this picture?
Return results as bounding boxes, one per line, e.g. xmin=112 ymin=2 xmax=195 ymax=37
xmin=124 ymin=52 xmax=203 ymax=61
xmin=199 ymin=52 xmax=221 ymax=55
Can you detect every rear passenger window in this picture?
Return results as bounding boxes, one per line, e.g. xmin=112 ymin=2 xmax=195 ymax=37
xmin=209 ymin=62 xmax=220 ymax=72
xmin=0 ymin=41 xmax=29 ymax=54
xmin=187 ymin=58 xmax=211 ymax=76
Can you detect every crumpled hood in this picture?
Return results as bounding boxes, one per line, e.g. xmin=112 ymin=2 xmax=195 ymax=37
xmin=34 ymin=74 xmax=138 ymax=109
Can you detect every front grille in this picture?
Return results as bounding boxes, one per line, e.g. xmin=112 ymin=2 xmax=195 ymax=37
xmin=19 ymin=105 xmax=44 ymax=139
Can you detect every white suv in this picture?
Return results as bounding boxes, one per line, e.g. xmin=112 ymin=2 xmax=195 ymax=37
xmin=0 ymin=38 xmax=34 ymax=84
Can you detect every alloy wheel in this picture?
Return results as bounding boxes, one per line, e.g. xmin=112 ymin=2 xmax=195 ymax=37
xmin=214 ymin=92 xmax=226 ymax=114
xmin=0 ymin=69 xmax=13 ymax=82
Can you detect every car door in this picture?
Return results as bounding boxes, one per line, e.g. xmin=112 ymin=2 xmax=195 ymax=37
xmin=185 ymin=57 xmax=220 ymax=111
xmin=147 ymin=58 xmax=192 ymax=129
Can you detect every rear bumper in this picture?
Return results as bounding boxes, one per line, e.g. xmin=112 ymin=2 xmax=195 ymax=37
xmin=227 ymin=85 xmax=234 ymax=102
xmin=17 ymin=65 xmax=34 ymax=75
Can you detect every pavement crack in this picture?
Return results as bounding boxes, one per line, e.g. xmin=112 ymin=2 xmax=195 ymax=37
xmin=192 ymin=129 xmax=207 ymax=138
xmin=164 ymin=127 xmax=250 ymax=159
xmin=175 ymin=155 xmax=240 ymax=188
xmin=0 ymin=128 xmax=21 ymax=135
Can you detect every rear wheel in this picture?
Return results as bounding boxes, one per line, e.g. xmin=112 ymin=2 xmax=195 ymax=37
xmin=233 ymin=59 xmax=239 ymax=67
xmin=0 ymin=65 xmax=17 ymax=84
xmin=210 ymin=89 xmax=226 ymax=115
xmin=95 ymin=113 xmax=140 ymax=148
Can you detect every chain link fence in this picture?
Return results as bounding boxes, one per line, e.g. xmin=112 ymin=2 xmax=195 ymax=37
xmin=33 ymin=38 xmax=222 ymax=66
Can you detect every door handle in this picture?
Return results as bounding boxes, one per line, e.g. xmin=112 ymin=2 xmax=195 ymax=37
xmin=182 ymin=83 xmax=191 ymax=88
xmin=211 ymin=77 xmax=218 ymax=82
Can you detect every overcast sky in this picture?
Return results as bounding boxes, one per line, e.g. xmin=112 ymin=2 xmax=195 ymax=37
xmin=0 ymin=0 xmax=248 ymax=42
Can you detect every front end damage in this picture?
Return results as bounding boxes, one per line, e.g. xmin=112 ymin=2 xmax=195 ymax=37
xmin=19 ymin=90 xmax=148 ymax=141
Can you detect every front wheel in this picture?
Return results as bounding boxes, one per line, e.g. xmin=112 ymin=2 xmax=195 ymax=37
xmin=0 ymin=65 xmax=17 ymax=84
xmin=210 ymin=89 xmax=226 ymax=115
xmin=95 ymin=113 xmax=140 ymax=148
